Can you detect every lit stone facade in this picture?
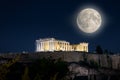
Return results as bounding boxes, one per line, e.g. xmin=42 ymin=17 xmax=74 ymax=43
xmin=36 ymin=38 xmax=88 ymax=52
xmin=72 ymin=43 xmax=88 ymax=52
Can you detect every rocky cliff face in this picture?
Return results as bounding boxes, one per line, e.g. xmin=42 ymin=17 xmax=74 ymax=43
xmin=0 ymin=52 xmax=120 ymax=80
xmin=1 ymin=52 xmax=120 ymax=70
xmin=68 ymin=62 xmax=120 ymax=80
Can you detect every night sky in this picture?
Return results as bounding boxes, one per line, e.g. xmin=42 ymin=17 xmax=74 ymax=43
xmin=0 ymin=0 xmax=120 ymax=53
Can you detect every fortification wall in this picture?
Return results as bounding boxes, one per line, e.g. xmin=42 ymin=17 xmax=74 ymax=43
xmin=0 ymin=52 xmax=120 ymax=70
xmin=28 ymin=52 xmax=120 ymax=70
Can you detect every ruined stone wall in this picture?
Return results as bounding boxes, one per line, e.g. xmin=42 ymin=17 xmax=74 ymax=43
xmin=28 ymin=52 xmax=120 ymax=70
xmin=0 ymin=52 xmax=120 ymax=70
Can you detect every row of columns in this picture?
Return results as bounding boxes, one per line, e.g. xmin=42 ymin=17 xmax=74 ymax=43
xmin=36 ymin=39 xmax=88 ymax=52
xmin=58 ymin=42 xmax=70 ymax=51
xmin=36 ymin=41 xmax=55 ymax=52
xmin=83 ymin=46 xmax=88 ymax=52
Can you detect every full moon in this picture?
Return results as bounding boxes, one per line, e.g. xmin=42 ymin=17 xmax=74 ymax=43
xmin=77 ymin=8 xmax=102 ymax=33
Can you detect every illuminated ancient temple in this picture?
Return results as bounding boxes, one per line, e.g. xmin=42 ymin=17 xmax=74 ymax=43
xmin=36 ymin=38 xmax=88 ymax=52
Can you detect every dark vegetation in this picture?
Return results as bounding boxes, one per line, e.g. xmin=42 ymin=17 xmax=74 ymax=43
xmin=95 ymin=45 xmax=116 ymax=55
xmin=0 ymin=56 xmax=69 ymax=80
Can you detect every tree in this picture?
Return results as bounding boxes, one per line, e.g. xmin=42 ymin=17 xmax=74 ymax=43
xmin=30 ymin=58 xmax=69 ymax=80
xmin=22 ymin=66 xmax=30 ymax=80
xmin=50 ymin=73 xmax=58 ymax=80
xmin=104 ymin=49 xmax=109 ymax=54
xmin=95 ymin=45 xmax=103 ymax=54
xmin=0 ymin=55 xmax=20 ymax=80
xmin=34 ymin=74 xmax=41 ymax=80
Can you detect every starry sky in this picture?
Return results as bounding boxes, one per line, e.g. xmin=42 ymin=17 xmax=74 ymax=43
xmin=0 ymin=0 xmax=120 ymax=53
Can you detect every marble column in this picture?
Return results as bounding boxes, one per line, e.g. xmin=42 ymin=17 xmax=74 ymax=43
xmin=39 ymin=42 xmax=41 ymax=51
xmin=49 ymin=41 xmax=51 ymax=51
xmin=41 ymin=42 xmax=43 ymax=51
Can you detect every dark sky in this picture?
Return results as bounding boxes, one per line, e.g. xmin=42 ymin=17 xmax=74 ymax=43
xmin=0 ymin=0 xmax=120 ymax=53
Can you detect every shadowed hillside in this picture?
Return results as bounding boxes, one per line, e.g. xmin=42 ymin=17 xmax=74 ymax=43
xmin=0 ymin=52 xmax=120 ymax=80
